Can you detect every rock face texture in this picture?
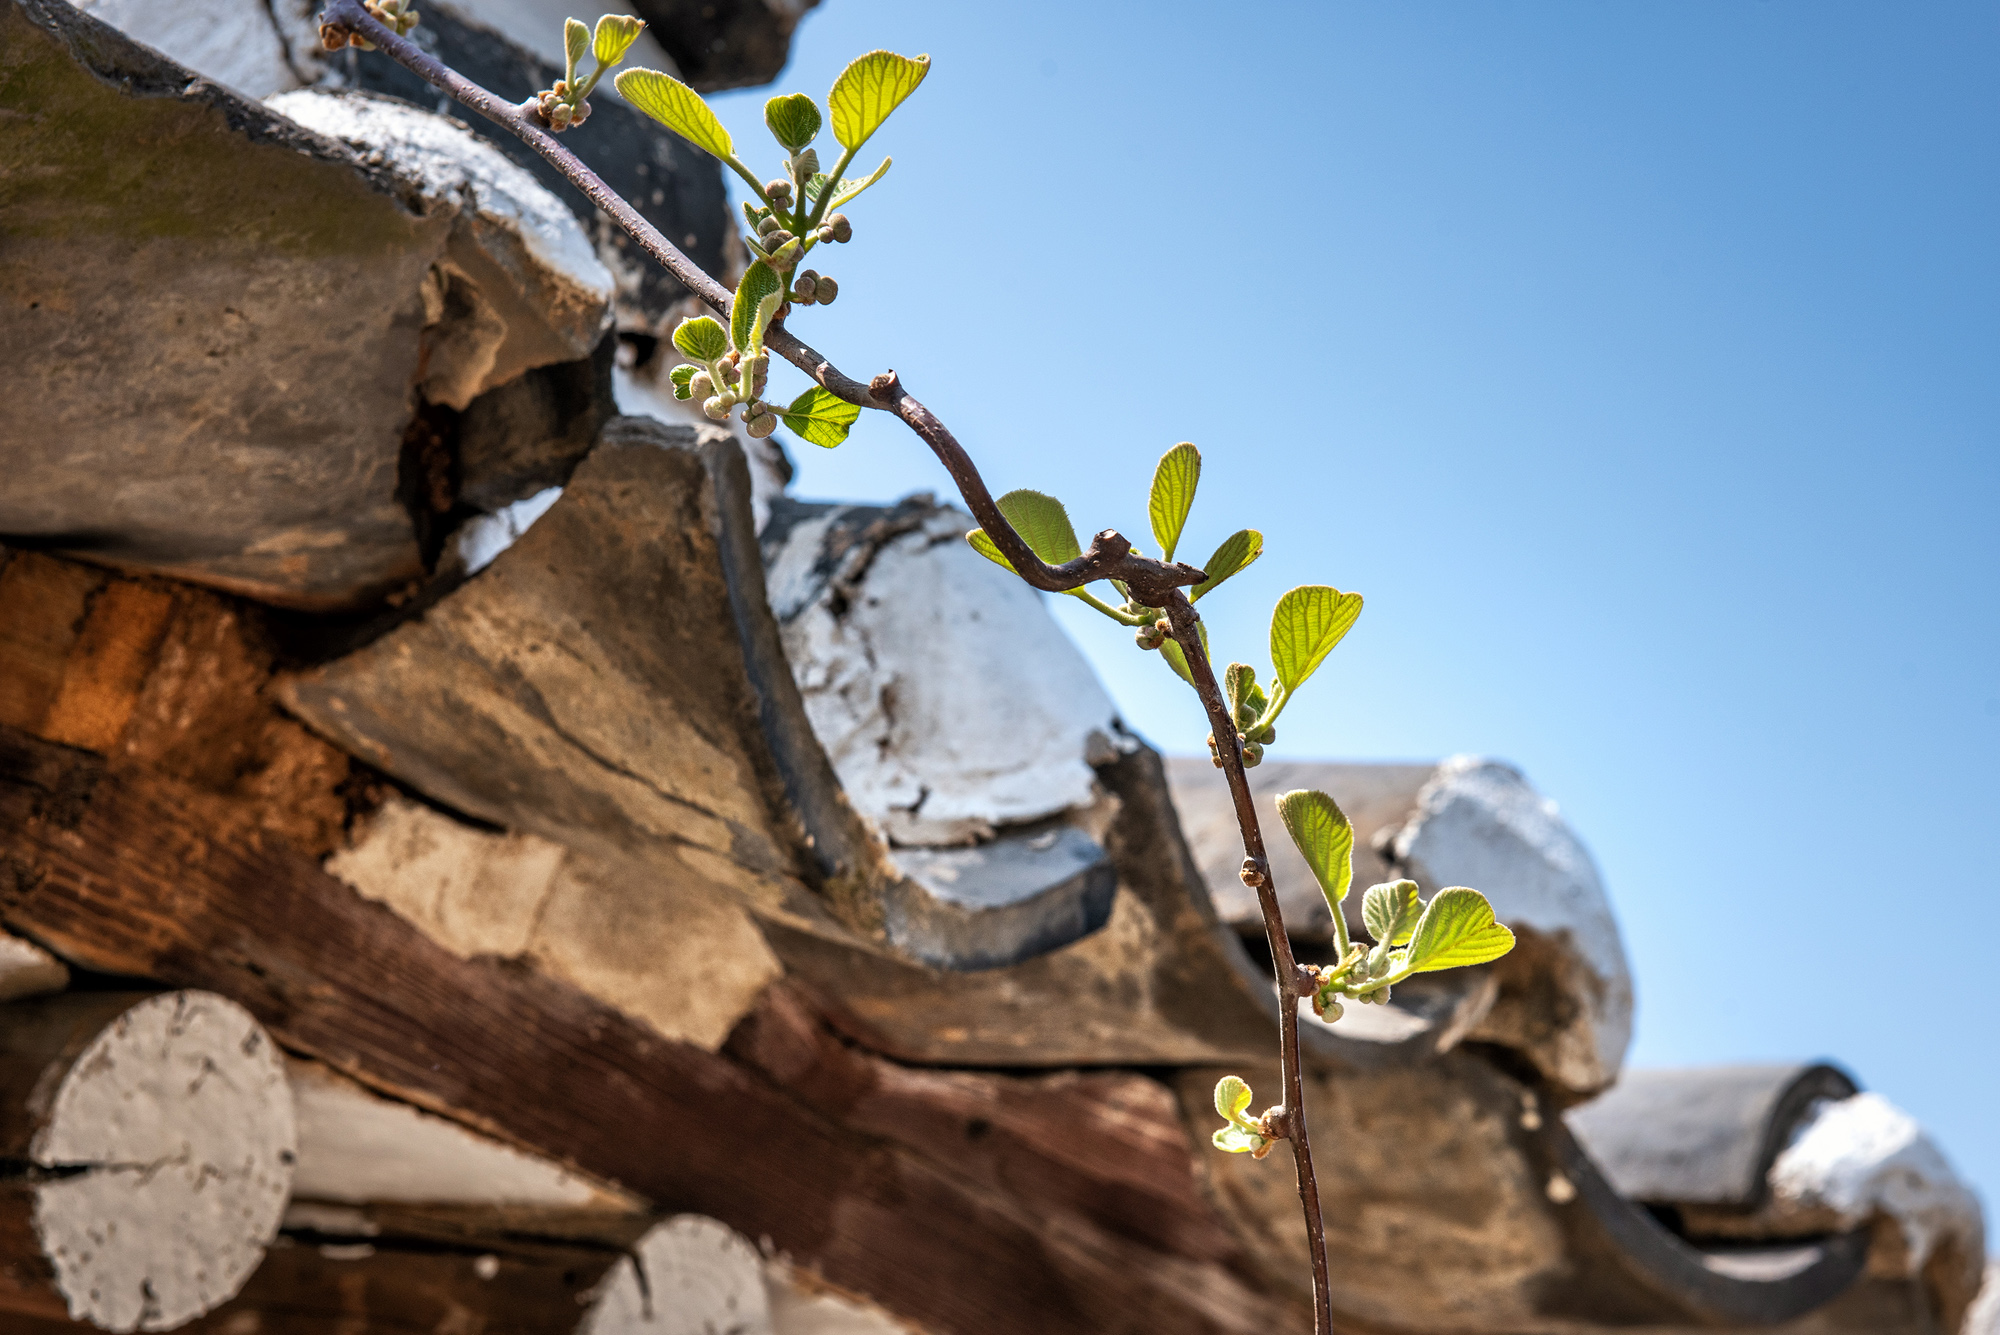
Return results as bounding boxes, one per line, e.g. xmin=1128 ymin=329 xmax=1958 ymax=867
xmin=1 ymin=0 xmax=444 ymax=604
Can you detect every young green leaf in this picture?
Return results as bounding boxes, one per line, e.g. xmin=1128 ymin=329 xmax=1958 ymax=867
xmin=1362 ymin=879 xmax=1423 ymax=948
xmin=615 ymin=68 xmax=733 ymax=159
xmin=991 ymin=490 xmax=1082 ymax=565
xmin=1212 ymin=1123 xmax=1270 ymax=1156
xmin=828 ymin=50 xmax=930 ymax=151
xmin=668 ymin=363 xmax=697 ymax=400
xmin=1191 ymin=529 xmax=1263 ymax=601
xmin=1214 ymin=1074 xmax=1254 ymax=1125
xmin=781 ymin=386 xmax=862 ymax=449
xmin=671 ymin=315 xmax=728 ymax=363
xmin=764 ymin=92 xmax=822 ymax=151
xmin=562 ymin=17 xmax=589 ymax=81
xmin=1148 ymin=443 xmax=1201 ymax=563
xmin=1403 ymin=887 xmax=1515 ymax=974
xmin=829 ymin=157 xmax=893 ymax=208
xmin=1223 ymin=662 xmax=1256 ymax=718
xmin=1276 ymin=788 xmax=1354 ymax=912
xmin=1159 ymin=619 xmax=1210 ymax=687
xmin=592 ymin=14 xmax=644 ymax=68
xmin=1269 ymin=584 xmax=1363 ymax=695
xmin=729 ymin=260 xmax=785 ymax=353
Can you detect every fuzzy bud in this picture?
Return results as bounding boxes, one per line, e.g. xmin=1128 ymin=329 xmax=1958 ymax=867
xmin=758 ymin=213 xmax=788 ymax=238
xmin=548 ymin=101 xmax=574 ymax=129
xmin=815 ymin=225 xmax=835 ymax=243
xmin=793 ymin=271 xmax=819 ymax=302
xmin=1134 ymin=623 xmax=1167 ymax=650
xmin=688 ymin=371 xmax=713 ymax=400
xmin=826 ymin=212 xmax=852 ymax=243
xmin=767 ymin=238 xmax=803 ymax=272
xmin=1241 ymin=740 xmax=1265 ymax=768
xmin=813 ymin=274 xmax=838 ymax=304
xmin=790 ymin=148 xmax=820 ymax=178
xmin=745 ymin=408 xmax=779 ymax=438
xmin=765 ymin=179 xmax=794 ymax=205
xmin=702 ymin=395 xmax=730 ymax=421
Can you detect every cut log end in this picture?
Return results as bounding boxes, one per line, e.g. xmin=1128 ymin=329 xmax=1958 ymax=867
xmin=6 ymin=991 xmax=296 ymax=1332
xmin=581 ymin=1216 xmax=770 ymax=1335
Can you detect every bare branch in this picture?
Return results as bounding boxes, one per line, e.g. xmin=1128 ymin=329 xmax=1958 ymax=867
xmin=313 ymin=5 xmax=1335 ymax=1327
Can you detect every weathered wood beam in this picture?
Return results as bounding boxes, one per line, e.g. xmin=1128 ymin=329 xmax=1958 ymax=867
xmin=0 ymin=724 xmax=1299 ymax=1335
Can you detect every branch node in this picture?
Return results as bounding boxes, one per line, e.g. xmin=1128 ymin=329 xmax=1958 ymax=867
xmin=868 ymin=370 xmax=899 ymax=401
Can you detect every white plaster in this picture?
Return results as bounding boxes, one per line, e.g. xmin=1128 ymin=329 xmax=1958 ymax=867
xmin=1965 ymin=1259 xmax=2000 ymax=1335
xmin=32 ymin=992 xmax=295 ymax=1332
xmin=430 ymin=0 xmax=681 ymax=89
xmin=0 ymin=930 xmax=68 ymax=1002
xmin=1393 ymin=756 xmax=1634 ymax=1091
xmin=73 ymin=0 xmax=303 ymax=100
xmin=770 ymin=505 xmax=1121 ymax=845
xmin=288 ymin=1059 xmax=639 ymax=1210
xmin=583 ymin=1216 xmax=772 ymax=1335
xmin=270 ymin=90 xmax=614 ymax=307
xmin=766 ymin=1263 xmax=914 ymax=1335
xmin=457 ymin=485 xmax=565 ymax=574
xmin=1769 ymin=1092 xmax=1984 ymax=1275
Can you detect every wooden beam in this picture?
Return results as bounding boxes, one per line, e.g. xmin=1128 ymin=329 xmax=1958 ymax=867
xmin=0 ymin=725 xmax=1299 ymax=1335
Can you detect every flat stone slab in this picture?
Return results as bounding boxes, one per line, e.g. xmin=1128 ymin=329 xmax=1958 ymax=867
xmin=886 ymin=824 xmax=1117 ymax=971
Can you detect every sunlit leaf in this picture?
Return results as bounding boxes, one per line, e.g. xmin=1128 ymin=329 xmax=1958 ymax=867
xmin=829 ymin=157 xmax=893 ymax=207
xmin=1362 ymin=879 xmax=1422 ymax=947
xmin=1212 ymin=1124 xmax=1269 ymax=1155
xmin=668 ymin=363 xmax=697 ymax=400
xmin=828 ymin=49 xmax=930 ymax=150
xmin=1214 ymin=1074 xmax=1253 ymax=1123
xmin=996 ymin=490 xmax=1082 ymax=564
xmin=1269 ymin=584 xmax=1363 ymax=695
xmin=671 ymin=315 xmax=728 ymax=362
xmin=729 ymin=259 xmax=785 ymax=353
xmin=1276 ymin=788 xmax=1354 ymax=914
xmin=781 ymin=386 xmax=861 ymax=449
xmin=1404 ymin=888 xmax=1515 ymax=973
xmin=592 ymin=14 xmax=645 ymax=68
xmin=764 ymin=91 xmax=822 ymax=151
xmin=614 ymin=68 xmax=733 ymax=159
xmin=1148 ymin=442 xmax=1200 ymax=563
xmin=562 ymin=17 xmax=589 ymax=80
xmin=1223 ymin=662 xmax=1256 ymax=718
xmin=1191 ymin=529 xmax=1263 ymax=601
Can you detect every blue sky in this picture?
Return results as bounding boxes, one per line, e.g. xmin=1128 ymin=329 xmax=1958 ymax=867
xmin=705 ymin=2 xmax=1999 ymax=1212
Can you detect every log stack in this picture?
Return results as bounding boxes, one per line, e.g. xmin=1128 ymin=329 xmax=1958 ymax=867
xmin=0 ymin=1 xmax=1988 ymax=1332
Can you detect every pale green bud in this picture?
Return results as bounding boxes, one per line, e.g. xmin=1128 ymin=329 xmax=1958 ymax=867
xmin=745 ymin=407 xmax=779 ymax=439
xmin=688 ymin=371 xmax=713 ymax=400
xmin=702 ymin=396 xmax=729 ymax=421
xmin=813 ymin=274 xmax=838 ymax=304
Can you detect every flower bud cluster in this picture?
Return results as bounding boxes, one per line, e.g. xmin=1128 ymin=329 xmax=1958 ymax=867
xmin=791 ymin=270 xmax=838 ymax=306
xmin=533 ymin=81 xmax=594 ymax=131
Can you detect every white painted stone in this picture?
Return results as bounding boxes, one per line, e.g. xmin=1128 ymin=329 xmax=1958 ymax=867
xmin=268 ymin=89 xmax=614 ymax=408
xmin=1769 ymin=1092 xmax=1984 ymax=1275
xmin=430 ymin=0 xmax=681 ymax=89
xmin=287 ymin=1059 xmax=639 ymax=1210
xmin=769 ymin=503 xmax=1121 ymax=846
xmin=583 ymin=1216 xmax=773 ymax=1335
xmin=72 ymin=0 xmax=303 ymax=100
xmin=1391 ymin=756 xmax=1634 ymax=1092
xmin=31 ymin=992 xmax=295 ymax=1333
xmin=458 ymin=485 xmax=566 ymax=576
xmin=0 ymin=930 xmax=68 ymax=1002
xmin=1965 ymin=1259 xmax=2000 ymax=1335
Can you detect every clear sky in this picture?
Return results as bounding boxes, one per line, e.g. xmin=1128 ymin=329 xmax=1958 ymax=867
xmin=704 ymin=2 xmax=1999 ymax=1213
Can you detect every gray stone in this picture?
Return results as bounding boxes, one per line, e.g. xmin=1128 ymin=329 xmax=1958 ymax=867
xmin=0 ymin=1 xmax=614 ymax=607
xmin=1566 ymin=1063 xmax=1859 ymax=1210
xmin=884 ymin=824 xmax=1117 ymax=971
xmin=627 ymin=0 xmax=823 ymax=92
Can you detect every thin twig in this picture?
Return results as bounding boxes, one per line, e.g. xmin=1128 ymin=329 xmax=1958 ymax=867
xmin=315 ymin=4 xmax=1335 ymax=1328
